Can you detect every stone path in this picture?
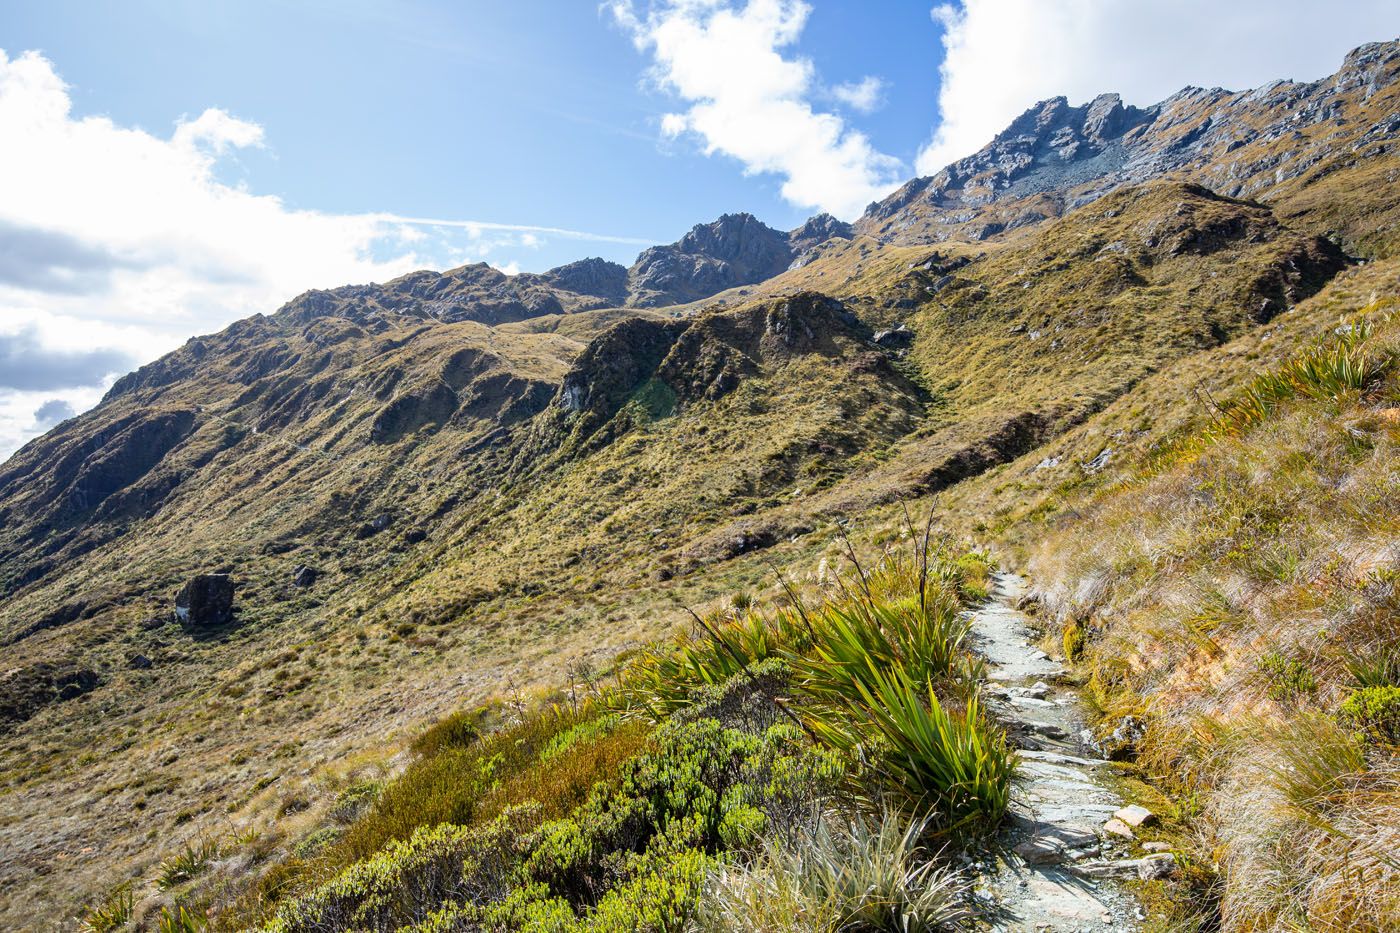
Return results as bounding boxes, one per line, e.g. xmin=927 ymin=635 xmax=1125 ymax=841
xmin=969 ymin=573 xmax=1154 ymax=932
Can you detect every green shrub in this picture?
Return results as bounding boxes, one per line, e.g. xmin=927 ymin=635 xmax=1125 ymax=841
xmin=1259 ymin=652 xmax=1317 ymax=702
xmin=328 ymin=780 xmax=381 ymax=824
xmin=292 ymin=826 xmax=342 ymax=860
xmin=336 ymin=709 xmax=579 ymax=863
xmin=410 ymin=709 xmax=480 ymax=758
xmin=270 ymin=694 xmax=840 ymax=932
xmin=1339 ymin=685 xmax=1400 ymax=745
xmin=265 ymin=809 xmax=532 ymax=932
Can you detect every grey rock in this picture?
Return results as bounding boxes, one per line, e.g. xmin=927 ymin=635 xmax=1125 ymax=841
xmin=292 ymin=565 xmax=319 ymax=588
xmin=1136 ymin=853 xmax=1176 ymax=880
xmin=873 ymin=324 xmax=914 ymax=349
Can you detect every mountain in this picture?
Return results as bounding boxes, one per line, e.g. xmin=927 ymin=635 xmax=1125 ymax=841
xmin=626 ymin=212 xmax=852 ymax=306
xmin=3 ymin=39 xmax=1399 ymax=931
xmin=857 ymin=39 xmax=1400 ymax=255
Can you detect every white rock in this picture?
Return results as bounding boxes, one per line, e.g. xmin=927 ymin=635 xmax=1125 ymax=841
xmin=1114 ymin=804 xmax=1156 ymax=827
xmin=1103 ymin=818 xmax=1135 ymax=839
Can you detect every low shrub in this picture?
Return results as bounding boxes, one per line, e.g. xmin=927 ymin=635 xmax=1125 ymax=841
xmin=1259 ymin=651 xmax=1317 ymax=703
xmin=1339 ymin=685 xmax=1400 ymax=745
xmin=409 ymin=709 xmax=480 ymax=758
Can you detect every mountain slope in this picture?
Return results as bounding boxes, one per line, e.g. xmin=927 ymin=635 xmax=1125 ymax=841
xmin=3 ymin=38 xmax=1400 ymax=930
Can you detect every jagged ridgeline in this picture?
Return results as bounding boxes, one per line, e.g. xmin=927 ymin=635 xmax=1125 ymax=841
xmin=1 ymin=37 xmax=1399 ymax=932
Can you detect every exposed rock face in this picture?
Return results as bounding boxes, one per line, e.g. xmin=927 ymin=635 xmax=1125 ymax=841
xmin=627 ymin=213 xmax=852 ymax=306
xmin=858 ymin=39 xmax=1400 ymax=250
xmin=788 ymin=213 xmax=855 ymax=255
xmin=539 ymin=257 xmax=629 ymax=302
xmin=556 ymin=317 xmax=686 ymax=423
xmin=174 ymin=574 xmax=235 ymax=627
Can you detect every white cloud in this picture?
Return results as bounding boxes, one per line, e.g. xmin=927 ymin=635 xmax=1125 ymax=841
xmin=918 ymin=0 xmax=1400 ymax=175
xmin=0 ymin=49 xmax=649 ymax=461
xmin=608 ymin=0 xmax=903 ymax=219
xmin=171 ymin=107 xmax=266 ymax=154
xmin=830 ymin=76 xmax=885 ymax=113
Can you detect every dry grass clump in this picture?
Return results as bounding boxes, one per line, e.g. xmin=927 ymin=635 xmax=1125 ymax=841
xmin=697 ymin=810 xmax=971 ymax=933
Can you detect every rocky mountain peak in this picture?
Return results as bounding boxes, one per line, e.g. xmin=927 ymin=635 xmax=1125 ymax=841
xmin=789 ymin=213 xmax=855 ymax=253
xmin=857 ymin=37 xmax=1400 ymax=249
xmin=539 ymin=257 xmax=629 ymax=301
xmin=627 ymin=211 xmax=852 ymax=307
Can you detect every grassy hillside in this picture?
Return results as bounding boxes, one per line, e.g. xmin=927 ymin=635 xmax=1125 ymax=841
xmin=5 ymin=44 xmax=1400 ymax=930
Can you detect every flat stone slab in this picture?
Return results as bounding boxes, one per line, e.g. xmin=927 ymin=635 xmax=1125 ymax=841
xmin=1019 ymin=750 xmax=1110 ymax=768
xmin=1114 ymin=804 xmax=1156 ymax=827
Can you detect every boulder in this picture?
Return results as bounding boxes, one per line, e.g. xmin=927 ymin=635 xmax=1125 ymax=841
xmin=174 ymin=574 xmax=235 ymax=626
xmin=128 ymin=653 xmax=153 ymax=670
xmin=292 ymin=565 xmax=319 ymax=588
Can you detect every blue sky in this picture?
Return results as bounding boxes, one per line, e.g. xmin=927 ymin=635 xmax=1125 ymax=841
xmin=0 ymin=0 xmax=942 ymax=270
xmin=0 ymin=0 xmax=1395 ymax=459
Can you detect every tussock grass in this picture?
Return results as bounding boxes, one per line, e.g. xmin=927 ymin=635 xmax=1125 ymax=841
xmin=80 ymin=884 xmax=133 ymax=932
xmin=698 ymin=810 xmax=971 ymax=933
xmin=1026 ymin=307 xmax=1400 ymax=930
xmin=157 ymin=838 xmax=222 ymax=890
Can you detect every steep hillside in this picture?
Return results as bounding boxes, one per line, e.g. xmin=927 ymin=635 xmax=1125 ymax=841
xmin=3 ymin=38 xmax=1400 ymax=932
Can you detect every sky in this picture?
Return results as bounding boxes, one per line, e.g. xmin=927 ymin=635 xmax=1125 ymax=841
xmin=0 ymin=0 xmax=1396 ymax=461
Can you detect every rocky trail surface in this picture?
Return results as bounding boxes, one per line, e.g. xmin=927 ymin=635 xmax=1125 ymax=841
xmin=970 ymin=573 xmax=1165 ymax=931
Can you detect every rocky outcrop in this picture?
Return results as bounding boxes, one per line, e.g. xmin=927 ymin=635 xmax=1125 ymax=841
xmin=556 ymin=317 xmax=686 ymax=423
xmin=788 ymin=213 xmax=854 ymax=255
xmin=175 ymin=573 xmax=236 ymax=627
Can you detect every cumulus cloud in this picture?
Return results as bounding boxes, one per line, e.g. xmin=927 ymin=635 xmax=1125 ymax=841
xmin=0 ymin=49 xmax=646 ymax=461
xmin=608 ymin=0 xmax=903 ymax=219
xmin=32 ymin=398 xmax=75 ymax=428
xmin=0 ymin=327 xmax=136 ymax=392
xmin=830 ymin=76 xmax=885 ymax=113
xmin=918 ymin=0 xmax=1400 ymax=175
